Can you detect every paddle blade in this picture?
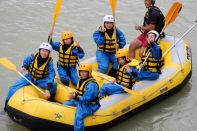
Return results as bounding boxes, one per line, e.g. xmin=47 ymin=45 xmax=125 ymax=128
xmin=163 ymin=2 xmax=182 ymax=30
xmin=109 ymin=0 xmax=117 ymax=15
xmin=51 ymin=0 xmax=63 ymax=30
xmin=0 ymin=58 xmax=17 ymax=72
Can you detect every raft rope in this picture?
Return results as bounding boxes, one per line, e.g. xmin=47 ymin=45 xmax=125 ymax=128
xmin=93 ymin=68 xmax=183 ymax=117
xmin=21 ymin=86 xmax=43 ymax=104
xmin=19 ymin=69 xmax=184 ymax=117
xmin=21 ymin=85 xmax=76 ymax=109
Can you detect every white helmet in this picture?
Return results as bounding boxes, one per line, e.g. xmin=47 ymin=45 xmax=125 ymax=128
xmin=39 ymin=42 xmax=52 ymax=52
xmin=147 ymin=30 xmax=160 ymax=41
xmin=103 ymin=15 xmax=114 ymax=24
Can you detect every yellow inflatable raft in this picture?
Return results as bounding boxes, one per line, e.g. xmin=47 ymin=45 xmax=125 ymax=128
xmin=6 ymin=35 xmax=192 ymax=130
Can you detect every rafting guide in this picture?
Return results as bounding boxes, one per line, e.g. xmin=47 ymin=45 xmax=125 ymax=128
xmin=129 ymin=0 xmax=165 ymax=58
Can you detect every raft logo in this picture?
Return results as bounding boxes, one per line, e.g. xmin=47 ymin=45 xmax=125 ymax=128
xmin=186 ymin=46 xmax=191 ymax=61
xmin=55 ymin=113 xmax=63 ymax=119
xmin=121 ymin=106 xmax=131 ymax=113
xmin=160 ymin=87 xmax=168 ymax=94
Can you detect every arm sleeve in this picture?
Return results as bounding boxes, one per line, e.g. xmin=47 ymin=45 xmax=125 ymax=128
xmin=126 ymin=66 xmax=138 ymax=78
xmin=72 ymin=46 xmax=85 ymax=59
xmin=79 ymin=82 xmax=99 ymax=104
xmin=150 ymin=42 xmax=162 ymax=60
xmin=22 ymin=54 xmax=34 ymax=69
xmin=116 ymin=28 xmax=126 ymax=48
xmin=50 ymin=41 xmax=60 ymax=52
xmin=46 ymin=60 xmax=56 ymax=84
xmin=93 ymin=30 xmax=106 ymax=46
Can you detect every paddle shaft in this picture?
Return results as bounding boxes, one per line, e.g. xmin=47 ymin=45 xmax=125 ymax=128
xmin=101 ymin=76 xmax=126 ymax=89
xmin=99 ymin=75 xmax=139 ymax=95
xmin=138 ymin=30 xmax=163 ymax=72
xmin=163 ymin=22 xmax=197 ymax=57
xmin=109 ymin=0 xmax=118 ymax=48
xmin=0 ymin=58 xmax=46 ymax=95
xmin=18 ymin=71 xmax=46 ymax=95
xmin=113 ymin=16 xmax=117 ymax=44
xmin=139 ymin=51 xmax=150 ymax=72
xmin=48 ymin=0 xmax=62 ymax=42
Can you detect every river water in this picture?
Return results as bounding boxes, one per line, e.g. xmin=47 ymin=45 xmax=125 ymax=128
xmin=0 ymin=0 xmax=197 ymax=131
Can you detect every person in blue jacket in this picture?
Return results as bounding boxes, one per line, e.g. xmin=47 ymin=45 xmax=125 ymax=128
xmin=49 ymin=31 xmax=85 ymax=86
xmin=63 ymin=62 xmax=100 ymax=131
xmin=4 ymin=42 xmax=57 ymax=112
xmin=93 ymin=15 xmax=126 ymax=76
xmin=137 ymin=30 xmax=164 ymax=80
xmin=100 ymin=48 xmax=138 ymax=98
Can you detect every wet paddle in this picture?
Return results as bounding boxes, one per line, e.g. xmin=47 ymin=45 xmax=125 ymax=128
xmin=161 ymin=2 xmax=182 ymax=32
xmin=139 ymin=2 xmax=182 ymax=72
xmin=109 ymin=0 xmax=118 ymax=47
xmin=48 ymin=0 xmax=63 ymax=41
xmin=0 ymin=58 xmax=46 ymax=95
xmin=163 ymin=21 xmax=197 ymax=57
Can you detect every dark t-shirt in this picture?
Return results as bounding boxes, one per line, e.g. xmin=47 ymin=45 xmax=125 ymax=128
xmin=143 ymin=6 xmax=165 ymax=33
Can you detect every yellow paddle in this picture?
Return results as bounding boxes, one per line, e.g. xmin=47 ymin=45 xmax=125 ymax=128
xmin=0 ymin=58 xmax=46 ymax=95
xmin=139 ymin=2 xmax=182 ymax=72
xmin=49 ymin=0 xmax=63 ymax=41
xmin=161 ymin=2 xmax=182 ymax=33
xmin=109 ymin=0 xmax=118 ymax=47
xmin=97 ymin=72 xmax=140 ymax=96
xmin=109 ymin=0 xmax=116 ymax=17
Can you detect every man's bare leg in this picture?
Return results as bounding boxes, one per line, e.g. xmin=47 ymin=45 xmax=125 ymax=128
xmin=139 ymin=47 xmax=146 ymax=57
xmin=129 ymin=39 xmax=142 ymax=58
